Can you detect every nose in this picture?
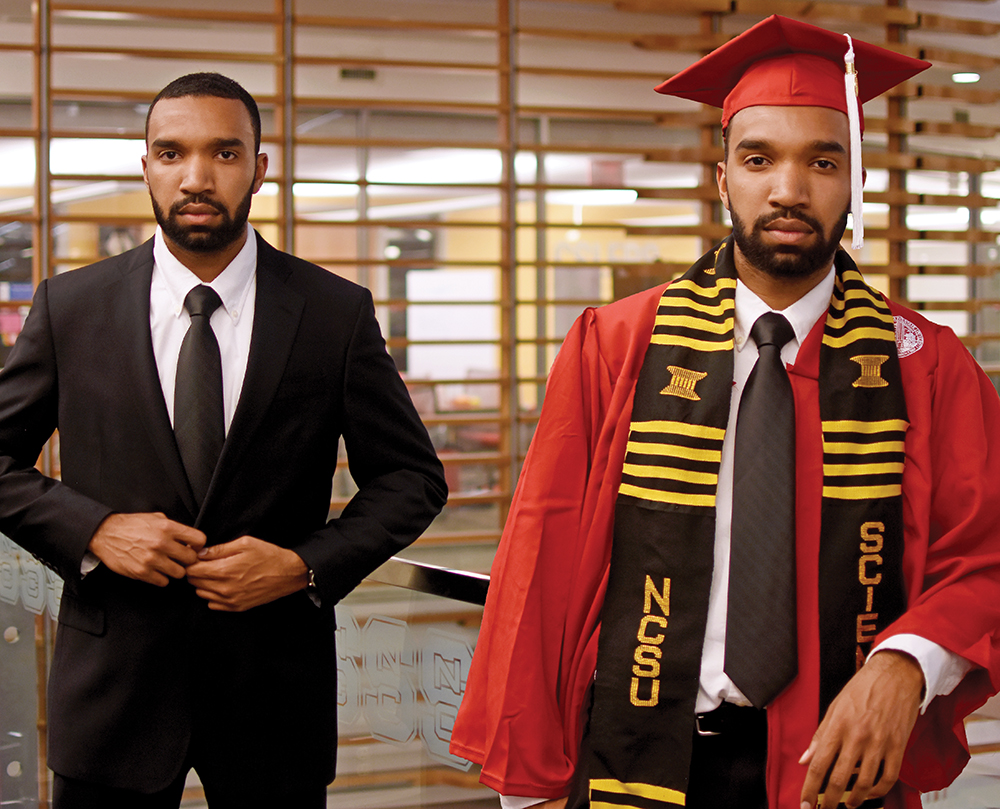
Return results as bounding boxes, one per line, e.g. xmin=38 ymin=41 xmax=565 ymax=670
xmin=768 ymin=162 xmax=809 ymax=210
xmin=179 ymin=154 xmax=214 ymax=195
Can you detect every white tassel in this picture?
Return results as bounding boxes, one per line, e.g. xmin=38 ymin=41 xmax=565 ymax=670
xmin=844 ymin=33 xmax=864 ymax=250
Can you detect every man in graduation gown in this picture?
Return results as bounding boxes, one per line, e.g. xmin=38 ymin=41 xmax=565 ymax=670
xmin=450 ymin=15 xmax=1000 ymax=809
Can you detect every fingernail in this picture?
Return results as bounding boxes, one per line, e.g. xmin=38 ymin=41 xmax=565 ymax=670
xmin=198 ymin=549 xmax=207 ymax=558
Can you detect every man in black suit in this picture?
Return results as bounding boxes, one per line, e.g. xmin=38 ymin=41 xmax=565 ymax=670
xmin=0 ymin=73 xmax=448 ymax=808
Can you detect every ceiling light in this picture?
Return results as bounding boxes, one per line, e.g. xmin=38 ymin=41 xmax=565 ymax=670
xmin=952 ymin=72 xmax=981 ymax=84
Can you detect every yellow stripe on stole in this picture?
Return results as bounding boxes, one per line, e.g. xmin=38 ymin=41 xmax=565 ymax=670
xmin=629 ymin=420 xmax=726 ymax=441
xmin=823 ymin=441 xmax=905 ymax=455
xmin=621 ymin=463 xmax=717 ymax=486
xmin=657 ymin=297 xmax=734 ymax=317
xmin=626 ymin=440 xmax=722 ymax=463
xmin=824 ymin=306 xmax=894 ymax=330
xmin=654 ymin=314 xmax=733 ymax=335
xmin=822 ymin=328 xmax=897 ymax=348
xmin=591 ymin=779 xmax=687 ymax=806
xmin=823 ymin=419 xmax=908 ymax=434
xmin=842 ymin=285 xmax=891 ymax=306
xmin=823 ymin=484 xmax=903 ymax=500
xmin=828 ymin=288 xmax=891 ymax=307
xmin=618 ymin=483 xmax=715 ymax=508
xmin=665 ymin=278 xmax=736 ymax=298
xmin=823 ymin=462 xmax=905 ymax=476
xmin=649 ymin=334 xmax=734 ymax=352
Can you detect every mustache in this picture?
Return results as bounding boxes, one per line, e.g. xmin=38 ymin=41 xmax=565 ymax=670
xmin=756 ymin=208 xmax=823 ymax=233
xmin=169 ymin=195 xmax=227 ymax=217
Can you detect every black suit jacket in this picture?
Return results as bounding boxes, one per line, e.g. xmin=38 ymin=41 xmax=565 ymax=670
xmin=0 ymin=233 xmax=447 ymax=792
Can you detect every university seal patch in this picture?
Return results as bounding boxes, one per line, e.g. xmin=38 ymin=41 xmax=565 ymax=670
xmin=894 ymin=316 xmax=924 ymax=359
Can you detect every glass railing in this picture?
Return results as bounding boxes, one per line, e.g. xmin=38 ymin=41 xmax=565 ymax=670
xmin=2 ymin=534 xmax=997 ymax=807
xmin=0 ymin=538 xmax=496 ymax=808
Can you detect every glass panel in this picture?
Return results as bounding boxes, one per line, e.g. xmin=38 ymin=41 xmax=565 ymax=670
xmin=51 ymin=54 xmax=277 ymax=102
xmin=328 ymin=585 xmax=494 ymax=808
xmin=0 ymin=139 xmax=35 ymax=203
xmin=0 ymin=530 xmax=496 ymax=808
xmin=0 ymin=1 xmax=33 ymax=46
xmin=51 ymin=16 xmax=275 ymax=55
xmin=0 ymin=219 xmax=35 ymax=316
xmin=297 ymin=64 xmax=498 ymax=108
xmin=50 ymin=139 xmax=146 ymax=177
xmin=0 ymin=54 xmax=32 ymax=120
xmin=0 ymin=534 xmax=59 ymax=806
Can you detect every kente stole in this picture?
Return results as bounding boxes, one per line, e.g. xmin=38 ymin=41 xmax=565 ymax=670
xmin=585 ymin=238 xmax=908 ymax=808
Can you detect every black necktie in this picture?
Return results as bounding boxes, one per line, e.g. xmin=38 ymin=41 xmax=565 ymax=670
xmin=174 ymin=285 xmax=224 ymax=507
xmin=724 ymin=311 xmax=797 ymax=708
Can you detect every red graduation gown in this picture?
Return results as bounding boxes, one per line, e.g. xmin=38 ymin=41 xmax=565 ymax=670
xmin=451 ymin=282 xmax=1000 ymax=808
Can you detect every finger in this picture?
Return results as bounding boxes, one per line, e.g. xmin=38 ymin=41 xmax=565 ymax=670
xmin=170 ymin=524 xmax=207 ymax=550
xmin=159 ymin=557 xmax=190 ymax=580
xmin=194 ymin=587 xmax=243 ymax=612
xmin=196 ymin=541 xmax=242 ymax=561
xmin=867 ymin=752 xmax=898 ymax=800
xmin=162 ymin=541 xmax=201 ymax=567
xmin=185 ymin=566 xmax=227 ymax=586
xmin=820 ymin=752 xmax=860 ymax=809
xmin=138 ymin=568 xmax=171 ymax=587
xmin=844 ymin=754 xmax=882 ymax=808
xmin=799 ymin=740 xmax=833 ymax=809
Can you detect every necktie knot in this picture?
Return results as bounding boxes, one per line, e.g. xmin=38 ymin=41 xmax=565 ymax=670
xmin=184 ymin=285 xmax=223 ymax=320
xmin=750 ymin=311 xmax=794 ymax=351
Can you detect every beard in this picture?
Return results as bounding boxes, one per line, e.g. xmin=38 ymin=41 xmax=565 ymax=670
xmin=730 ymin=205 xmax=848 ymax=279
xmin=151 ymin=184 xmax=254 ymax=254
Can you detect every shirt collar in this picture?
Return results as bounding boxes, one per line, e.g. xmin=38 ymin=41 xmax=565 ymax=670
xmin=152 ymin=223 xmax=257 ymax=323
xmin=734 ymin=262 xmax=837 ymax=352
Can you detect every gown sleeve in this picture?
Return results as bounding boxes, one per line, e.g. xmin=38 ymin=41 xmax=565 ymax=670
xmin=880 ymin=320 xmax=1000 ymax=792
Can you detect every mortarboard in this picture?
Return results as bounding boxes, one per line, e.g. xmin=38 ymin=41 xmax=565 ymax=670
xmin=654 ymin=15 xmax=931 ymax=248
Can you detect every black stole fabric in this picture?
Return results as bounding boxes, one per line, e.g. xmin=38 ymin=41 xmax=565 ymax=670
xmin=583 ymin=239 xmax=908 ymax=808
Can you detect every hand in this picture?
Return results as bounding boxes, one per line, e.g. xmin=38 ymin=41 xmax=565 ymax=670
xmin=799 ymin=650 xmax=924 ymax=809
xmin=185 ymin=536 xmax=309 ymax=612
xmin=88 ymin=512 xmax=206 ymax=587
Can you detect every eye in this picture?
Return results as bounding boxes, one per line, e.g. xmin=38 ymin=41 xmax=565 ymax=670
xmin=218 ymin=150 xmax=238 ymax=160
xmin=159 ymin=150 xmax=179 ymax=160
xmin=744 ymin=155 xmax=769 ymax=168
xmin=814 ymin=158 xmax=838 ymax=170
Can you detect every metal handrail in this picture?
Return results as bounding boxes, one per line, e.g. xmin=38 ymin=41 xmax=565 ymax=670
xmin=365 ymin=557 xmax=490 ymax=606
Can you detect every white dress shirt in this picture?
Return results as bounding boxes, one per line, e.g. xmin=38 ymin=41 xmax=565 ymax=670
xmin=150 ymin=223 xmax=257 ymax=432
xmin=500 ymin=265 xmax=970 ymax=809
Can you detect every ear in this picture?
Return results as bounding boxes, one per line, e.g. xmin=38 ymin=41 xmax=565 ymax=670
xmin=862 ymin=167 xmax=867 ymax=188
xmin=717 ymin=161 xmax=730 ymax=211
xmin=253 ymin=153 xmax=269 ymax=193
xmin=141 ymin=154 xmax=149 ymax=189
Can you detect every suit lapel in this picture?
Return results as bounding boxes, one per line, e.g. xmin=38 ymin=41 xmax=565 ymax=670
xmin=115 ymin=240 xmax=199 ymax=519
xmin=203 ymin=235 xmax=305 ymax=511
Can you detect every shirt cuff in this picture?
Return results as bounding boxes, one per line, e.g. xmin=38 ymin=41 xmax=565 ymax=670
xmin=870 ymin=634 xmax=972 ymax=713
xmin=81 ymin=551 xmax=100 ymax=576
xmin=501 ymin=796 xmax=551 ymax=809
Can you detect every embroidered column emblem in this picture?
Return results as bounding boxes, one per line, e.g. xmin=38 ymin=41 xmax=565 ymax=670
xmin=660 ymin=366 xmax=708 ymax=400
xmin=850 ymin=354 xmax=889 ymax=388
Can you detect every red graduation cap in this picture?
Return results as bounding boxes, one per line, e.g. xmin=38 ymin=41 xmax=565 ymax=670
xmin=654 ymin=15 xmax=929 ymax=132
xmin=654 ymin=15 xmax=930 ymax=249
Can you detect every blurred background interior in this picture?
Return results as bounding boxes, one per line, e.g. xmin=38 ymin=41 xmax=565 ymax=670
xmin=0 ymin=0 xmax=998 ymax=806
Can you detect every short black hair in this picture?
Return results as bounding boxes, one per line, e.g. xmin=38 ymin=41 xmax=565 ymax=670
xmin=146 ymin=72 xmax=261 ymax=153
